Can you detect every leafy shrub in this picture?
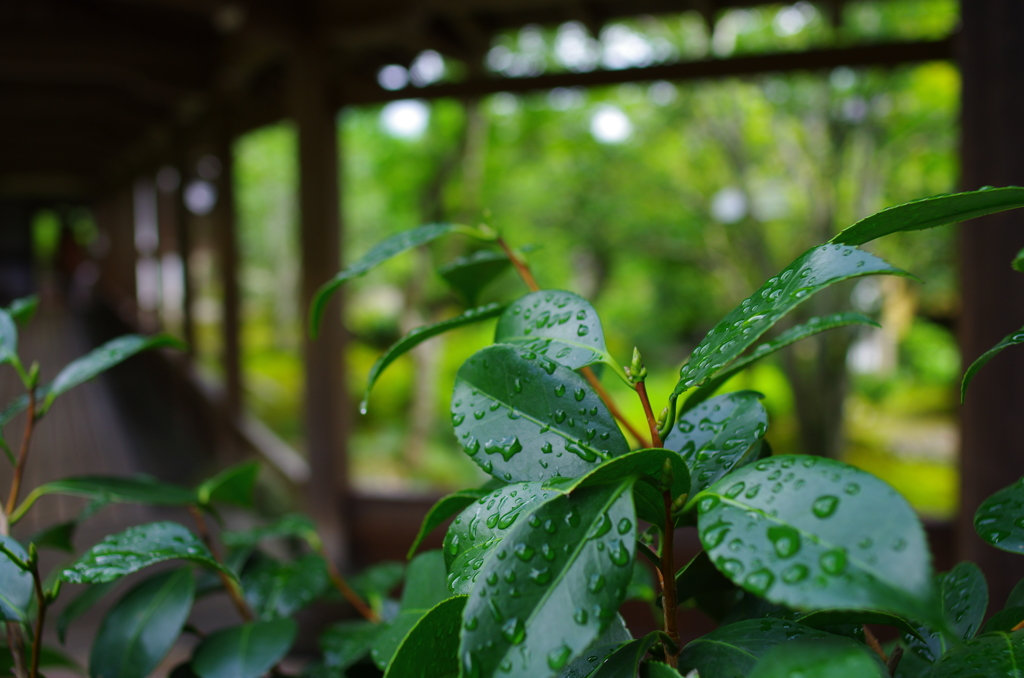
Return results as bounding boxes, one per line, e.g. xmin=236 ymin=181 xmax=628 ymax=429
xmin=3 ymin=187 xmax=1024 ymax=678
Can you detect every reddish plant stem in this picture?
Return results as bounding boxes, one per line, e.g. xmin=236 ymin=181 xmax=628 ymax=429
xmin=29 ymin=562 xmax=45 ymax=678
xmin=1013 ymin=619 xmax=1024 ymax=632
xmin=5 ymin=624 xmax=27 ymax=678
xmin=886 ymin=646 xmax=904 ymax=676
xmin=318 ymin=544 xmax=381 ymax=623
xmin=188 ymin=506 xmax=253 ymax=621
xmin=635 ymin=382 xmax=662 ymax=448
xmin=661 ymin=492 xmax=680 ymax=667
xmin=6 ymin=389 xmax=36 ymax=516
xmin=863 ymin=625 xmax=887 ymax=662
xmin=497 ymin=237 xmax=541 ymax=293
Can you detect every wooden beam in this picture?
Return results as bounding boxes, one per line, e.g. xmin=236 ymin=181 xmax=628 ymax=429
xmin=342 ymin=36 xmax=956 ymax=105
xmin=215 ymin=133 xmax=243 ymax=421
xmin=957 ymin=2 xmax=1024 ymax=610
xmin=289 ymin=40 xmax=351 ymax=566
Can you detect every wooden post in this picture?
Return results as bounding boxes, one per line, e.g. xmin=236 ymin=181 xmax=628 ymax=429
xmin=215 ymin=138 xmax=244 ymax=420
xmin=288 ymin=42 xmax=350 ymax=565
xmin=958 ymin=1 xmax=1024 ymax=608
xmin=176 ymin=165 xmax=197 ymax=355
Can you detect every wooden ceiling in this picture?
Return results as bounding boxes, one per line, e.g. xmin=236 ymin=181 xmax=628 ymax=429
xmin=0 ymin=0 xmax=949 ymax=200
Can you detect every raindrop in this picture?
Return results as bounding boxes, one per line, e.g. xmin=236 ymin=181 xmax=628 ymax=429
xmin=574 ymin=388 xmax=586 ymax=402
xmin=554 ymin=410 xmax=567 ymax=424
xmin=577 ymin=325 xmax=590 ymax=337
xmin=566 ymin=508 xmax=582 ymax=528
xmin=812 ymin=495 xmax=839 ymax=518
xmin=608 ymin=539 xmax=630 ymax=566
xmin=589 ymin=513 xmax=613 ymax=539
xmin=617 ymin=518 xmax=632 ymax=535
xmin=820 ymin=548 xmax=848 ymax=575
xmin=744 ymin=569 xmax=775 ymax=595
xmin=574 ymin=607 xmax=588 ymax=624
xmin=716 ymin=557 xmax=745 ymax=577
xmin=547 ymin=645 xmax=572 ymax=670
xmin=782 ymin=563 xmax=809 ymax=584
xmin=767 ymin=525 xmax=801 ymax=558
xmin=529 ymin=567 xmax=551 ymax=584
xmin=452 ymin=413 xmax=465 ymax=426
xmin=513 ymin=378 xmax=523 ymax=393
xmin=588 ymin=574 xmax=606 ymax=593
xmin=555 ymin=384 xmax=566 ymax=397
xmin=501 ymin=618 xmax=526 ymax=644
xmin=541 ymin=442 xmax=554 ymax=454
xmin=844 ymin=483 xmax=860 ymax=496
xmin=725 ymin=482 xmax=745 ymax=499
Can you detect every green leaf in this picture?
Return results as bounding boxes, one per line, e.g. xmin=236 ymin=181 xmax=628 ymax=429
xmin=1 ymin=644 xmax=82 ymax=675
xmin=747 ymin=638 xmax=888 ymax=678
xmin=192 ymin=619 xmax=297 ymax=678
xmin=677 ymin=618 xmax=840 ymax=678
xmin=929 ymin=630 xmax=1024 ymax=677
xmin=672 ymin=245 xmax=905 ymax=399
xmin=0 ymin=536 xmax=33 ymax=622
xmin=310 ymin=223 xmax=489 ymax=337
xmin=494 ymin=291 xmax=619 ymax=375
xmin=831 ymin=186 xmax=1024 ymax=247
xmin=675 ymin=550 xmax=736 ymax=608
xmin=61 ymin=521 xmax=235 ymax=584
xmin=696 ymin=455 xmax=936 ymax=624
xmin=0 ymin=309 xmax=18 ymax=366
xmin=560 ymin=448 xmax=690 ymax=530
xmin=682 ymin=313 xmax=879 ymax=412
xmin=197 ymin=461 xmax=260 ymax=507
xmin=11 ymin=476 xmax=197 ymax=525
xmin=25 ymin=520 xmax=76 ymax=553
xmin=459 ymin=478 xmax=637 ymax=678
xmin=904 ymin=562 xmax=988 ymax=662
xmin=1008 ymin=578 xmax=1024 ymax=609
xmin=241 ymin=553 xmax=329 ymax=619
xmin=221 ymin=514 xmax=318 ymax=548
xmin=44 ymin=334 xmax=183 ymax=413
xmin=320 ymin=620 xmax=385 ymax=673
xmin=640 ymin=663 xmax=685 ymax=678
xmin=438 ymin=250 xmax=512 ymax=305
xmin=961 ymin=326 xmax=1024 ymax=402
xmin=363 ymin=303 xmax=507 ymax=413
xmin=796 ymin=610 xmax=924 ymax=642
xmin=7 ymin=295 xmax=38 ymax=326
xmin=89 ymin=568 xmax=195 ymax=678
xmin=408 ymin=488 xmax=492 ymax=559
xmin=589 ymin=631 xmax=668 ymax=678
xmin=58 ymin=581 xmax=119 ymax=644
xmin=451 ymin=344 xmax=630 ymax=483
xmin=975 ymin=475 xmax=1024 ymax=553
xmin=444 ymin=482 xmax=560 ymax=594
xmin=350 ymin=561 xmax=405 ymax=610
xmin=665 ymin=392 xmax=767 ymax=505
xmin=370 ymin=551 xmax=451 ymax=670
xmin=1014 ymin=248 xmax=1024 ymax=273
xmin=557 ymin=615 xmax=633 ymax=678
xmin=982 ymin=607 xmax=1024 ymax=635
xmin=626 ymin=561 xmax=656 ymax=604
xmin=384 ymin=596 xmax=466 ymax=678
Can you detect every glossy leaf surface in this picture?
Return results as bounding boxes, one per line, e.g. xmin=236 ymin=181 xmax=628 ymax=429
xmin=384 ymin=596 xmax=466 ymax=678
xmin=26 ymin=520 xmax=76 ymax=552
xmin=682 ymin=313 xmax=878 ymax=412
xmin=438 ymin=250 xmax=511 ymax=305
xmin=445 ymin=482 xmax=560 ymax=594
xmin=831 ymin=186 xmax=1024 ymax=247
xmin=697 ymin=455 xmax=936 ymax=623
xmin=904 ymin=562 xmax=988 ymax=662
xmin=370 ymin=551 xmax=450 ymax=670
xmin=747 ymin=638 xmax=887 ymax=678
xmin=89 ymin=568 xmax=195 ymax=678
xmin=451 ymin=345 xmax=629 ymax=482
xmin=11 ymin=476 xmax=197 ymax=524
xmin=641 ymin=663 xmax=685 ymax=678
xmin=320 ymin=620 xmax=384 ymax=673
xmin=673 ymin=244 xmax=904 ymax=397
xmin=363 ymin=303 xmax=506 ymax=413
xmin=310 ymin=223 xmax=486 ymax=336
xmin=0 ymin=309 xmax=17 ymax=365
xmin=796 ymin=610 xmax=923 ymax=641
xmin=589 ymin=631 xmax=667 ymax=678
xmin=975 ymin=475 xmax=1024 ymax=553
xmin=1 ymin=645 xmax=80 ymax=675
xmin=494 ymin=291 xmax=615 ymax=372
xmin=556 ymin=615 xmax=633 ymax=678
xmin=61 ymin=521 xmax=233 ymax=584
xmin=221 ymin=514 xmax=318 ymax=548
xmin=981 ymin=607 xmax=1024 ymax=635
xmin=408 ymin=488 xmax=491 ymax=559
xmin=962 ymin=325 xmax=1024 ymax=402
xmin=459 ymin=479 xmax=637 ymax=678
xmin=675 ymin=550 xmax=735 ymax=606
xmin=0 ymin=536 xmax=32 ymax=622
xmin=196 ymin=461 xmax=260 ymax=507
xmin=6 ymin=295 xmax=38 ymax=326
xmin=58 ymin=581 xmax=118 ymax=643
xmin=241 ymin=553 xmax=329 ymax=619
xmin=350 ymin=561 xmax=405 ymax=610
xmin=45 ymin=334 xmax=183 ymax=412
xmin=192 ymin=619 xmax=297 ymax=678
xmin=677 ymin=618 xmax=837 ymax=678
xmin=664 ymin=392 xmax=767 ymax=503
xmin=928 ymin=631 xmax=1024 ymax=678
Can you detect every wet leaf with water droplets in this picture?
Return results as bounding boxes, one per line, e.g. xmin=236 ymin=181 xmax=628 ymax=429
xmin=927 ymin=630 xmax=1024 ymax=678
xmin=384 ymin=596 xmax=467 ymax=678
xmin=495 ymin=290 xmax=619 ymax=375
xmin=746 ymin=637 xmax=888 ymax=678
xmin=10 ymin=475 xmax=197 ymax=525
xmin=444 ymin=482 xmax=560 ymax=594
xmin=192 ymin=618 xmax=297 ymax=678
xmin=902 ymin=562 xmax=988 ymax=662
xmin=696 ymin=455 xmax=937 ymax=624
xmin=589 ymin=631 xmax=670 ymax=678
xmin=438 ymin=249 xmax=513 ymax=305
xmin=962 ymin=324 xmax=1024 ymax=402
xmin=459 ymin=478 xmax=636 ymax=678
xmin=451 ymin=345 xmax=629 ymax=482
xmin=240 ymin=553 xmax=330 ymax=620
xmin=371 ymin=551 xmax=451 ymax=670
xmin=664 ymin=392 xmax=767 ymax=507
xmin=677 ymin=618 xmax=845 ymax=677
xmin=0 ymin=536 xmax=33 ymax=622
xmin=361 ymin=303 xmax=507 ymax=412
xmin=408 ymin=486 xmax=495 ymax=559
xmin=672 ymin=245 xmax=906 ymax=399
xmin=974 ymin=475 xmax=1024 ymax=553
xmin=60 ymin=521 xmax=236 ymax=584
xmin=320 ymin=620 xmax=386 ymax=674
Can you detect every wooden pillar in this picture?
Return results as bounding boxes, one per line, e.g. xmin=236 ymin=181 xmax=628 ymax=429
xmin=958 ymin=1 xmax=1024 ymax=607
xmin=216 ymin=138 xmax=244 ymax=419
xmin=176 ymin=166 xmax=197 ymax=355
xmin=289 ymin=42 xmax=350 ymax=565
